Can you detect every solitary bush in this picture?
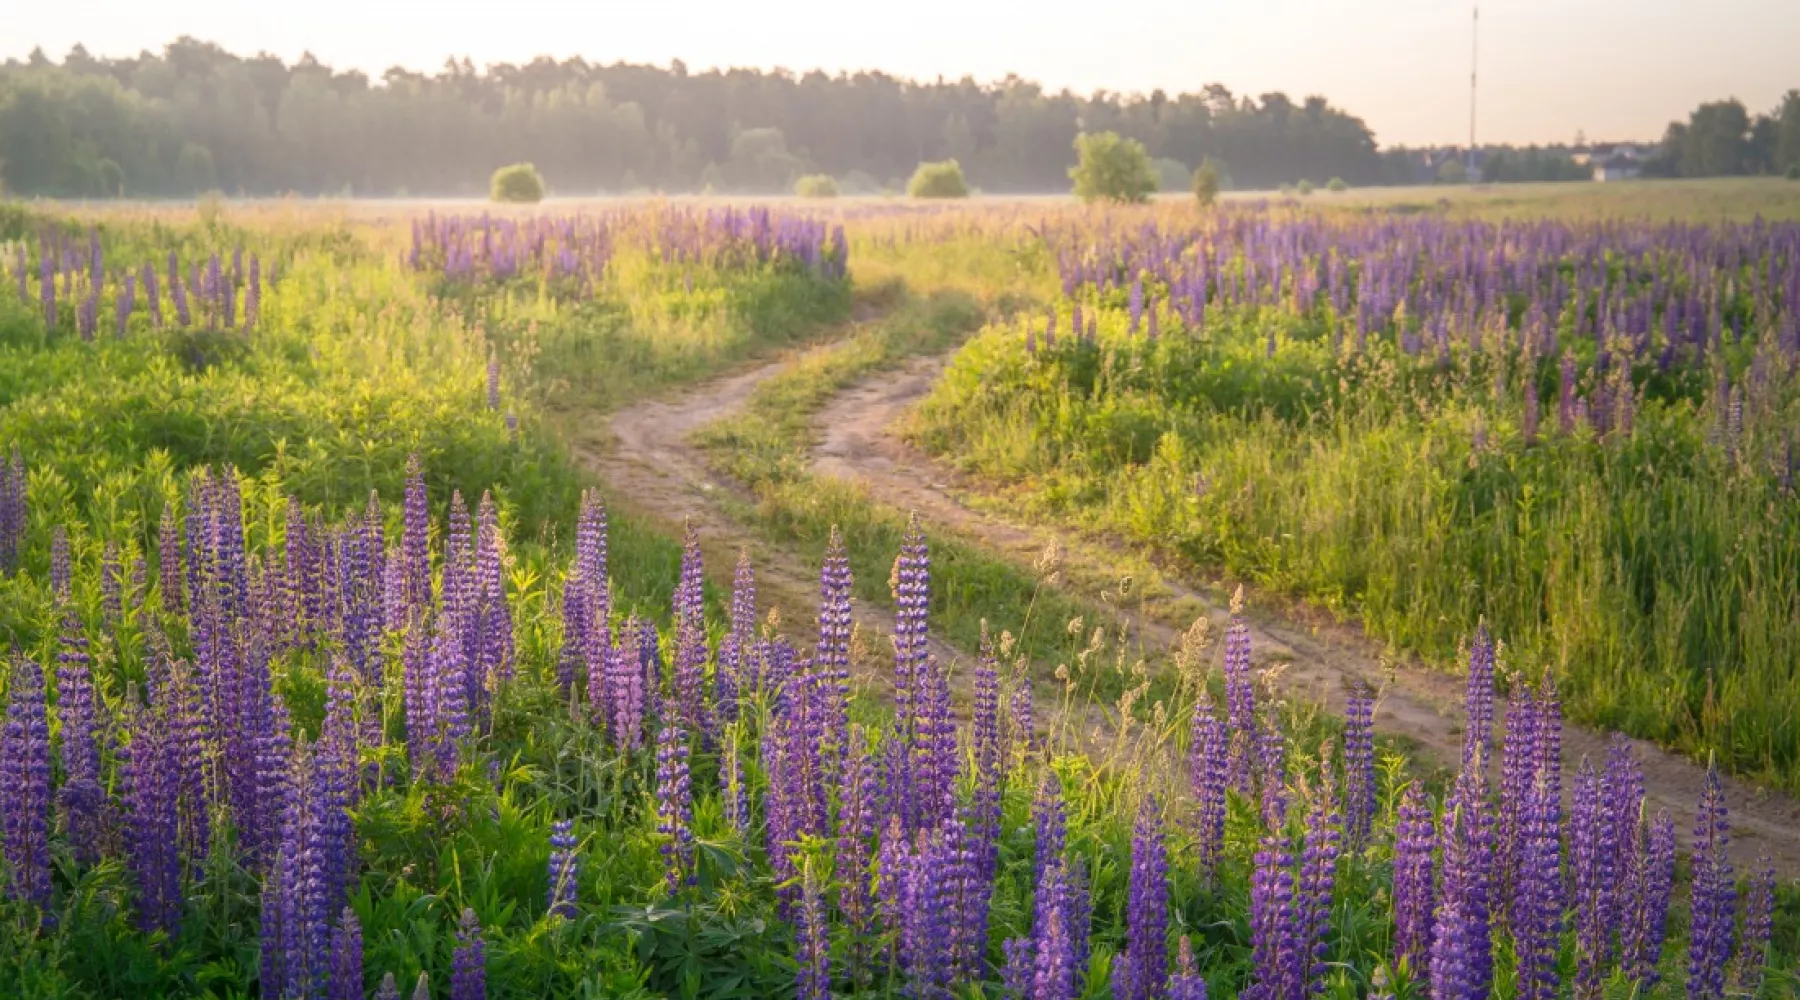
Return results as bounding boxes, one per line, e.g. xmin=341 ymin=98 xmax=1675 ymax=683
xmin=794 ymin=174 xmax=839 ymax=198
xmin=1192 ymin=157 xmax=1224 ymax=207
xmin=490 ymin=163 xmax=546 ymax=203
xmin=907 ymin=160 xmax=970 ymax=199
xmin=1296 ymin=178 xmax=1316 ymax=196
xmin=1327 ymin=177 xmax=1349 ymax=192
xmin=1069 ymin=131 xmax=1158 ymax=204
xmin=1788 ymin=164 xmax=1800 ymax=180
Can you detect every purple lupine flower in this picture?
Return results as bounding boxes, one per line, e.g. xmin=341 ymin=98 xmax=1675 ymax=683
xmin=1461 ymin=625 xmax=1495 ymax=769
xmin=1122 ymin=795 xmax=1170 ymax=1000
xmin=409 ymin=972 xmax=431 ymax=1000
xmin=548 ymin=820 xmax=579 ymax=918
xmin=1033 ymin=770 xmax=1067 ymax=895
xmin=674 ymin=518 xmax=704 ymax=630
xmin=375 ymin=973 xmax=401 ymax=1000
xmin=1 ymin=654 xmax=52 ymax=909
xmin=1169 ymin=937 xmax=1209 ymax=1000
xmin=330 ymin=907 xmax=364 ymax=1000
xmin=1498 ymin=681 xmax=1539 ymax=894
xmin=889 ymin=516 xmax=932 ymax=832
xmin=55 ymin=609 xmax=104 ymax=863
xmin=451 ymin=908 xmax=486 ymax=1000
xmin=473 ymin=494 xmax=512 ymax=698
xmin=1619 ymin=811 xmax=1676 ymax=989
xmin=1297 ymin=754 xmax=1341 ymax=996
xmin=1259 ymin=724 xmax=1289 ymax=832
xmin=655 ymin=721 xmax=694 ymax=892
xmin=1511 ymin=775 xmax=1563 ymax=1000
xmin=1686 ymin=762 xmax=1734 ymax=1000
xmin=1003 ymin=937 xmax=1034 ymax=998
xmin=1731 ymin=858 xmax=1775 ymax=998
xmin=836 ymin=731 xmax=879 ymax=985
xmin=123 ymin=682 xmax=183 ymax=934
xmin=576 ymin=489 xmax=609 ymax=624
xmin=672 ymin=616 xmax=710 ymax=739
xmin=971 ymin=629 xmax=1004 ymax=882
xmin=264 ymin=738 xmax=328 ymax=999
xmin=0 ymin=445 xmax=25 ymax=577
xmin=796 ymin=860 xmax=832 ymax=1000
xmin=1190 ymin=686 xmax=1228 ymax=880
xmin=1571 ymin=759 xmax=1613 ymax=999
xmin=558 ymin=568 xmax=591 ymax=699
xmin=717 ymin=549 xmax=755 ymax=720
xmin=401 ymin=454 xmax=430 ymax=619
xmin=1011 ymin=672 xmax=1035 ymax=754
xmin=402 ymin=612 xmax=436 ymax=777
xmin=1223 ymin=591 xmax=1258 ymax=794
xmin=814 ymin=528 xmax=852 ymax=758
xmin=1430 ymin=760 xmax=1494 ymax=1000
xmin=1342 ymin=682 xmax=1376 ymax=850
xmin=1247 ymin=817 xmax=1301 ymax=1000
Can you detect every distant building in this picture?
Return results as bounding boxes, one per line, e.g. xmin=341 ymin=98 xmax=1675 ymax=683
xmin=1573 ymin=142 xmax=1646 ymax=182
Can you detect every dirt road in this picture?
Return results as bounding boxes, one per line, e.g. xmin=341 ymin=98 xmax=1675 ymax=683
xmin=583 ymin=345 xmax=1800 ymax=873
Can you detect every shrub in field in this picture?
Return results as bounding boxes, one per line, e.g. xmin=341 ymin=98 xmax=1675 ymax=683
xmin=1327 ymin=176 xmax=1349 ymax=192
xmin=1192 ymin=157 xmax=1224 ymax=207
xmin=1296 ymin=178 xmax=1316 ymax=195
xmin=1069 ymin=131 xmax=1158 ymax=204
xmin=794 ymin=174 xmax=839 ymax=198
xmin=907 ymin=159 xmax=970 ymax=198
xmin=1788 ymin=164 xmax=1800 ymax=180
xmin=490 ymin=163 xmax=546 ymax=203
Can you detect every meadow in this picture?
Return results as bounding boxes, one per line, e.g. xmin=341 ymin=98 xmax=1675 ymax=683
xmin=0 ymin=185 xmax=1796 ymax=999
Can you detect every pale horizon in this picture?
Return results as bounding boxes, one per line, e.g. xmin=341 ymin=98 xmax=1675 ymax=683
xmin=4 ymin=0 xmax=1797 ymax=149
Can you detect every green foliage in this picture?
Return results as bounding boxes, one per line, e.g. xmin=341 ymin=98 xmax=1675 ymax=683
xmin=94 ymin=158 xmax=123 ymax=197
xmin=491 ymin=163 xmax=546 ymax=203
xmin=1787 ymin=164 xmax=1800 ymax=180
xmin=174 ymin=142 xmax=215 ymax=194
xmin=1192 ymin=157 xmax=1224 ymax=207
xmin=1296 ymin=178 xmax=1316 ymax=195
xmin=906 ymin=160 xmax=969 ymax=199
xmin=793 ymin=174 xmax=838 ymax=198
xmin=1436 ymin=159 xmax=1469 ymax=184
xmin=1069 ymin=131 xmax=1158 ymax=204
xmin=1151 ymin=157 xmax=1190 ymax=193
xmin=1327 ymin=177 xmax=1348 ymax=192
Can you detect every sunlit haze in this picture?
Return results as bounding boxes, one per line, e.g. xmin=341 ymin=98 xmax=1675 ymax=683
xmin=5 ymin=0 xmax=1797 ymax=147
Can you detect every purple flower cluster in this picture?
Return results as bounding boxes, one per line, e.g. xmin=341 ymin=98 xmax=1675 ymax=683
xmin=55 ymin=609 xmax=104 ymax=863
xmin=1119 ymin=796 xmax=1170 ymax=1000
xmin=1189 ymin=687 xmax=1228 ymax=879
xmin=548 ymin=819 xmax=579 ymax=918
xmin=1429 ymin=761 xmax=1494 ymax=1000
xmin=451 ymin=908 xmax=487 ymax=1000
xmin=1341 ymin=682 xmax=1376 ymax=849
xmin=887 ymin=516 xmax=956 ymax=837
xmin=797 ymin=861 xmax=831 ymax=1000
xmin=2 ymin=655 xmax=53 ymax=909
xmin=655 ymin=721 xmax=694 ymax=892
xmin=0 ymin=445 xmax=25 ymax=576
xmin=1222 ymin=596 xmax=1258 ymax=794
xmin=1391 ymin=783 xmax=1437 ymax=983
xmin=1686 ymin=762 xmax=1735 ymax=1000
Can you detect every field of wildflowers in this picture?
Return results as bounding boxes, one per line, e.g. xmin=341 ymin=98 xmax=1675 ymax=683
xmin=0 ymin=196 xmax=1795 ymax=998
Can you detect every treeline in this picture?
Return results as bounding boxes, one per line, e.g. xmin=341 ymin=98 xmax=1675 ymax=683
xmin=1644 ymin=94 xmax=1800 ymax=178
xmin=0 ymin=38 xmax=1402 ymax=197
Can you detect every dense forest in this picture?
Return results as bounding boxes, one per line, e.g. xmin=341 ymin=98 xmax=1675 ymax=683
xmin=0 ymin=38 xmax=1795 ymax=198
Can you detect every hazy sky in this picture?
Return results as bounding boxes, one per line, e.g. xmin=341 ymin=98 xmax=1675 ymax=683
xmin=6 ymin=1 xmax=1797 ymax=147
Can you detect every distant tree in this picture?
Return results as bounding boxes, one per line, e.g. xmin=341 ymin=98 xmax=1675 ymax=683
xmin=1069 ymin=131 xmax=1158 ymax=203
xmin=1296 ymin=178 xmax=1316 ymax=195
xmin=907 ymin=160 xmax=969 ymax=198
xmin=1327 ymin=177 xmax=1348 ymax=192
xmin=1774 ymin=90 xmax=1800 ymax=174
xmin=175 ymin=141 xmax=217 ymax=194
xmin=722 ymin=128 xmax=805 ymax=192
xmin=1788 ymin=164 xmax=1800 ymax=181
xmin=1151 ymin=157 xmax=1190 ymax=193
xmin=1192 ymin=157 xmax=1223 ymax=206
xmin=490 ymin=163 xmax=545 ymax=202
xmin=1437 ymin=159 xmax=1468 ymax=184
xmin=1668 ymin=100 xmax=1754 ymax=177
xmin=95 ymin=158 xmax=124 ymax=197
xmin=794 ymin=174 xmax=838 ymax=198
